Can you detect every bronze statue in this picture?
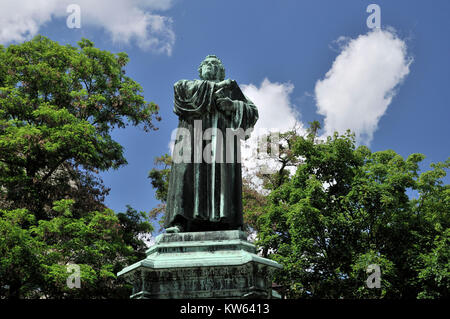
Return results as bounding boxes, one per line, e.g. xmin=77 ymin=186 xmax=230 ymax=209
xmin=164 ymin=55 xmax=258 ymax=232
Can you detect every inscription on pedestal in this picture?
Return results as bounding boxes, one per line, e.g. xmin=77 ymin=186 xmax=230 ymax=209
xmin=118 ymin=230 xmax=282 ymax=299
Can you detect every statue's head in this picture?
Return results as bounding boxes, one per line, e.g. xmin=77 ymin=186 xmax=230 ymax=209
xmin=198 ymin=55 xmax=225 ymax=82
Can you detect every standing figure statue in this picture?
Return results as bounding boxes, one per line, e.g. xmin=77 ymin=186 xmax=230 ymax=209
xmin=164 ymin=55 xmax=258 ymax=232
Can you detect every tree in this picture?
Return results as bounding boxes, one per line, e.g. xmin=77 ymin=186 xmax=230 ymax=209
xmin=256 ymin=130 xmax=449 ymax=298
xmin=0 ymin=36 xmax=159 ymax=298
xmin=147 ymin=154 xmax=172 ymax=231
xmin=0 ymin=200 xmax=153 ymax=298
xmin=413 ymin=161 xmax=450 ymax=298
xmin=0 ymin=35 xmax=160 ymax=219
xmin=146 ymin=122 xmax=449 ymax=299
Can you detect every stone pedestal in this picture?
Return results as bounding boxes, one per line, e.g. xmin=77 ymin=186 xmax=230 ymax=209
xmin=117 ymin=230 xmax=282 ymax=299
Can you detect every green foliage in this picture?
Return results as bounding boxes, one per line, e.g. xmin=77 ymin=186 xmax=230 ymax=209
xmin=147 ymin=154 xmax=172 ymax=231
xmin=256 ymin=129 xmax=449 ymax=299
xmin=0 ymin=36 xmax=158 ymax=298
xmin=117 ymin=205 xmax=154 ymax=258
xmin=0 ymin=200 xmax=153 ymax=298
xmin=146 ymin=122 xmax=449 ymax=299
xmin=416 ymin=229 xmax=450 ymax=298
xmin=350 ymin=251 xmax=396 ymax=298
xmin=0 ymin=208 xmax=42 ymax=298
xmin=0 ymin=35 xmax=160 ymax=218
xmin=148 ymin=154 xmax=172 ymax=203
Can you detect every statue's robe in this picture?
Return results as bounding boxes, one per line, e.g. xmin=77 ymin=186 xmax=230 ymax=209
xmin=164 ymin=79 xmax=258 ymax=231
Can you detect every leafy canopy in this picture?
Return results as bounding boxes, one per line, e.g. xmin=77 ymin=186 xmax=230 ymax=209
xmin=0 ymin=35 xmax=160 ymax=218
xmin=256 ymin=130 xmax=449 ymax=298
xmin=0 ymin=36 xmax=159 ymax=298
xmin=147 ymin=124 xmax=449 ymax=299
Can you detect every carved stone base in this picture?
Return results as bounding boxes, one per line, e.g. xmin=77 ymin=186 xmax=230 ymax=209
xmin=117 ymin=230 xmax=282 ymax=299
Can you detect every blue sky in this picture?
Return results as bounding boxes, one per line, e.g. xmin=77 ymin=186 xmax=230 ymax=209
xmin=1 ymin=0 xmax=449 ymax=231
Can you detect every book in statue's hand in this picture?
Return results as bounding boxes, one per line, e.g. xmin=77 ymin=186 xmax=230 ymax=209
xmin=214 ymin=80 xmax=246 ymax=102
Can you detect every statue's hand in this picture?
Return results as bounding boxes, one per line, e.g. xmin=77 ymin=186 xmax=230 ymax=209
xmin=215 ymin=79 xmax=235 ymax=90
xmin=216 ymin=97 xmax=235 ymax=114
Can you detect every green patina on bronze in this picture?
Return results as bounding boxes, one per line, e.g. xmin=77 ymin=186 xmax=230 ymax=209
xmin=117 ymin=230 xmax=282 ymax=299
xmin=164 ymin=55 xmax=258 ymax=232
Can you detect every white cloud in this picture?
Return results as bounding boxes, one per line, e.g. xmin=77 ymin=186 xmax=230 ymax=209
xmin=0 ymin=0 xmax=175 ymax=55
xmin=241 ymin=78 xmax=305 ymax=188
xmin=241 ymin=78 xmax=300 ymax=134
xmin=315 ymin=29 xmax=412 ymax=145
xmin=0 ymin=0 xmax=59 ymax=44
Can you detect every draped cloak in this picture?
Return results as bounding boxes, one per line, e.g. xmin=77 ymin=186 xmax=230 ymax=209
xmin=164 ymin=79 xmax=258 ymax=231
